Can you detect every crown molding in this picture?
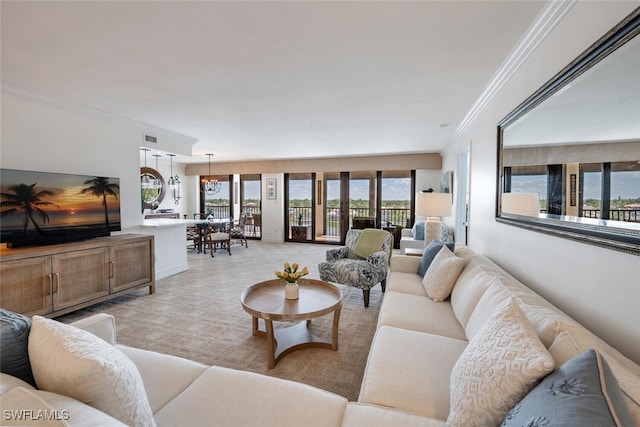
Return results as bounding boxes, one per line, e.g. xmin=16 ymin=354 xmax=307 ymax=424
xmin=455 ymin=0 xmax=577 ymax=137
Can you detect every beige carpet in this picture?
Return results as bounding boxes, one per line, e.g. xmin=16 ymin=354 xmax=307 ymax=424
xmin=57 ymin=240 xmax=384 ymax=401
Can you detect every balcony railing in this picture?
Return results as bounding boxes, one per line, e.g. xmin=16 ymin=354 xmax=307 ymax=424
xmin=581 ymin=209 xmax=639 ymax=222
xmin=322 ymin=207 xmax=411 ymax=236
xmin=205 ymin=204 xmax=414 ymax=239
xmin=202 ymin=204 xmax=231 ymax=219
xmin=202 ymin=204 xmax=262 ymax=219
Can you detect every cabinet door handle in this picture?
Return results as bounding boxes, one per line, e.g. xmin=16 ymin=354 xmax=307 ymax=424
xmin=109 ymin=261 xmax=114 ymax=278
xmin=53 ymin=272 xmax=60 ymax=293
xmin=46 ymin=274 xmax=53 ymax=296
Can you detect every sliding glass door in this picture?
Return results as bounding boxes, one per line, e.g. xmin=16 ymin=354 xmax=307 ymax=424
xmin=200 ymin=175 xmax=232 ymax=219
xmin=240 ymin=174 xmax=261 ymax=239
xmin=285 ymin=173 xmax=315 ymax=242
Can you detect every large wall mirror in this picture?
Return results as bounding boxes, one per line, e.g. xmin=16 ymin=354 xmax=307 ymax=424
xmin=497 ymin=7 xmax=640 ymax=255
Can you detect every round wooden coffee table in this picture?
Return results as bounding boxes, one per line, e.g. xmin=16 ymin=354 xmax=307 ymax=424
xmin=240 ymin=278 xmax=343 ymax=369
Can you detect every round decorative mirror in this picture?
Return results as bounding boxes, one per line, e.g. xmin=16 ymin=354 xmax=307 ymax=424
xmin=140 ymin=167 xmax=165 ymax=210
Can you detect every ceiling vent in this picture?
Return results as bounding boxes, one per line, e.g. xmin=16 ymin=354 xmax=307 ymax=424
xmin=144 ymin=134 xmax=158 ymax=144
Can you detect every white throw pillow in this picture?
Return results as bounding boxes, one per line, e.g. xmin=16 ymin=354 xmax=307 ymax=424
xmin=28 ymin=316 xmax=156 ymax=427
xmin=421 ymin=246 xmax=465 ymax=302
xmin=447 ymin=298 xmax=555 ymax=427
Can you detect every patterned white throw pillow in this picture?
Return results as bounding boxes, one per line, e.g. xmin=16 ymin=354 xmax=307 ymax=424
xmin=447 ymin=298 xmax=555 ymax=427
xmin=421 ymin=245 xmax=465 ymax=302
xmin=28 ymin=316 xmax=156 ymax=427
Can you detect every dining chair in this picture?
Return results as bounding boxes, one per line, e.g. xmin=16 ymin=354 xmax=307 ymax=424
xmin=252 ymin=213 xmax=262 ymax=237
xmin=207 ymin=230 xmax=231 ymax=256
xmin=186 ymin=225 xmax=200 ymax=251
xmin=229 ymin=214 xmax=248 ymax=247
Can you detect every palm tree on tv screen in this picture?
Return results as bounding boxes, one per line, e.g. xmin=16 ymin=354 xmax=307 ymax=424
xmin=81 ymin=177 xmax=119 ymax=230
xmin=0 ymin=183 xmax=59 ymax=235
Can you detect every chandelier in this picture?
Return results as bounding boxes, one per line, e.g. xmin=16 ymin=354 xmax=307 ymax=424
xmin=202 ymin=153 xmax=221 ymax=195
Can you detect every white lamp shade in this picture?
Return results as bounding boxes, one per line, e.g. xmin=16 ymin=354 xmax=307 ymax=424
xmin=416 ymin=193 xmax=452 ymax=217
xmin=502 ymin=192 xmax=540 ymax=216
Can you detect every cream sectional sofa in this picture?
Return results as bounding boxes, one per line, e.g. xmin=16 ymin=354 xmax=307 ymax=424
xmin=2 ymin=243 xmax=639 ymax=426
xmin=0 ymin=313 xmax=445 ymax=427
xmin=359 ymin=243 xmax=640 ymax=425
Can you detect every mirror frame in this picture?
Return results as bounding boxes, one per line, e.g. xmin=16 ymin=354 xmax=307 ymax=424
xmin=496 ymin=8 xmax=640 ymax=256
xmin=140 ymin=166 xmax=166 ymax=210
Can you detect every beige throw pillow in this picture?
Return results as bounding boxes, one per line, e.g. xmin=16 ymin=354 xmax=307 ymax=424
xmin=28 ymin=316 xmax=156 ymax=427
xmin=447 ymin=298 xmax=555 ymax=427
xmin=421 ymin=246 xmax=465 ymax=302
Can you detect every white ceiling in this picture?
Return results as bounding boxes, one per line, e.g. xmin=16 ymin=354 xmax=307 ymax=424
xmin=1 ymin=1 xmax=546 ymax=164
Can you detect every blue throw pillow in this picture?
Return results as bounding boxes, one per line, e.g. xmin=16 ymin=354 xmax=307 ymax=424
xmin=0 ymin=309 xmax=36 ymax=387
xmin=417 ymin=240 xmax=455 ymax=277
xmin=411 ymin=222 xmax=425 ymax=241
xmin=502 ymin=349 xmax=634 ymax=427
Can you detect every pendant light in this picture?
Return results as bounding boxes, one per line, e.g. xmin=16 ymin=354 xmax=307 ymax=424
xmin=202 ymin=153 xmax=221 ymax=195
xmin=140 ymin=148 xmax=151 ymax=189
xmin=152 ymin=154 xmax=162 ymax=189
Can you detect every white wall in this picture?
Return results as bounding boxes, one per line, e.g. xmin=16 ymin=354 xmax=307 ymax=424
xmin=1 ymin=92 xmax=196 ymax=230
xmin=443 ymin=2 xmax=640 ymax=363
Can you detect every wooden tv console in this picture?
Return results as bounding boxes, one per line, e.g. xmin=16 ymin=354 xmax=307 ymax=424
xmin=0 ymin=234 xmax=154 ymax=318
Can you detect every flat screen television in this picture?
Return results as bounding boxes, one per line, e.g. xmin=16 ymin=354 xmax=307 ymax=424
xmin=1 ymin=168 xmax=121 ymax=248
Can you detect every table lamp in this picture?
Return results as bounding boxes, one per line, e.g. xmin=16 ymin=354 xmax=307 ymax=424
xmin=416 ymin=192 xmax=452 ymax=246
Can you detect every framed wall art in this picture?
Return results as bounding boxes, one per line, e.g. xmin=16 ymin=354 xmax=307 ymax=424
xmin=266 ymin=178 xmax=277 ymax=200
xmin=440 ymin=170 xmax=453 ymax=198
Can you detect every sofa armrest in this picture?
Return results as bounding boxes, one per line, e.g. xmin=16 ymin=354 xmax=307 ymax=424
xmin=70 ymin=313 xmax=116 ymax=345
xmin=326 ymin=246 xmax=349 ymax=261
xmin=390 ymin=255 xmax=421 ymax=273
xmin=401 ymin=228 xmax=412 ymax=238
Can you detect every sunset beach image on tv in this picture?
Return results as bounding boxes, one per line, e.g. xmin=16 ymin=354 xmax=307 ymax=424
xmin=1 ymin=169 xmax=121 ymax=247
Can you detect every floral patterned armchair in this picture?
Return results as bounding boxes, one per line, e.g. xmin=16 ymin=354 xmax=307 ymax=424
xmin=318 ymin=229 xmax=393 ymax=307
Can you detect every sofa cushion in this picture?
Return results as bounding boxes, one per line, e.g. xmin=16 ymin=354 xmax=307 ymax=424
xmin=359 ymin=326 xmax=467 ymax=420
xmin=464 ymin=280 xmax=516 ymax=340
xmin=117 ymin=344 xmax=208 ymax=414
xmin=417 ymin=240 xmax=454 ymax=277
xmin=450 ymin=260 xmax=497 ymax=329
xmin=464 ymin=277 xmax=562 ymax=348
xmin=421 ymin=246 xmax=464 ymax=302
xmin=387 ymin=271 xmax=427 ymax=296
xmin=1 ymin=386 xmax=128 ymax=427
xmin=28 ymin=316 xmax=156 ymax=427
xmin=1 ymin=386 xmax=68 ymax=427
xmin=502 ymin=349 xmax=634 ymax=427
xmin=447 ymin=298 xmax=555 ymax=427
xmin=342 ymin=403 xmax=447 ymax=427
xmin=1 ymin=372 xmax=35 ymax=395
xmin=411 ymin=222 xmax=425 ymax=240
xmin=549 ymin=330 xmax=640 ymax=425
xmin=0 ymin=309 xmax=36 ymax=387
xmin=154 ymin=365 xmax=347 ymax=427
xmin=377 ymin=291 xmax=466 ymax=340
